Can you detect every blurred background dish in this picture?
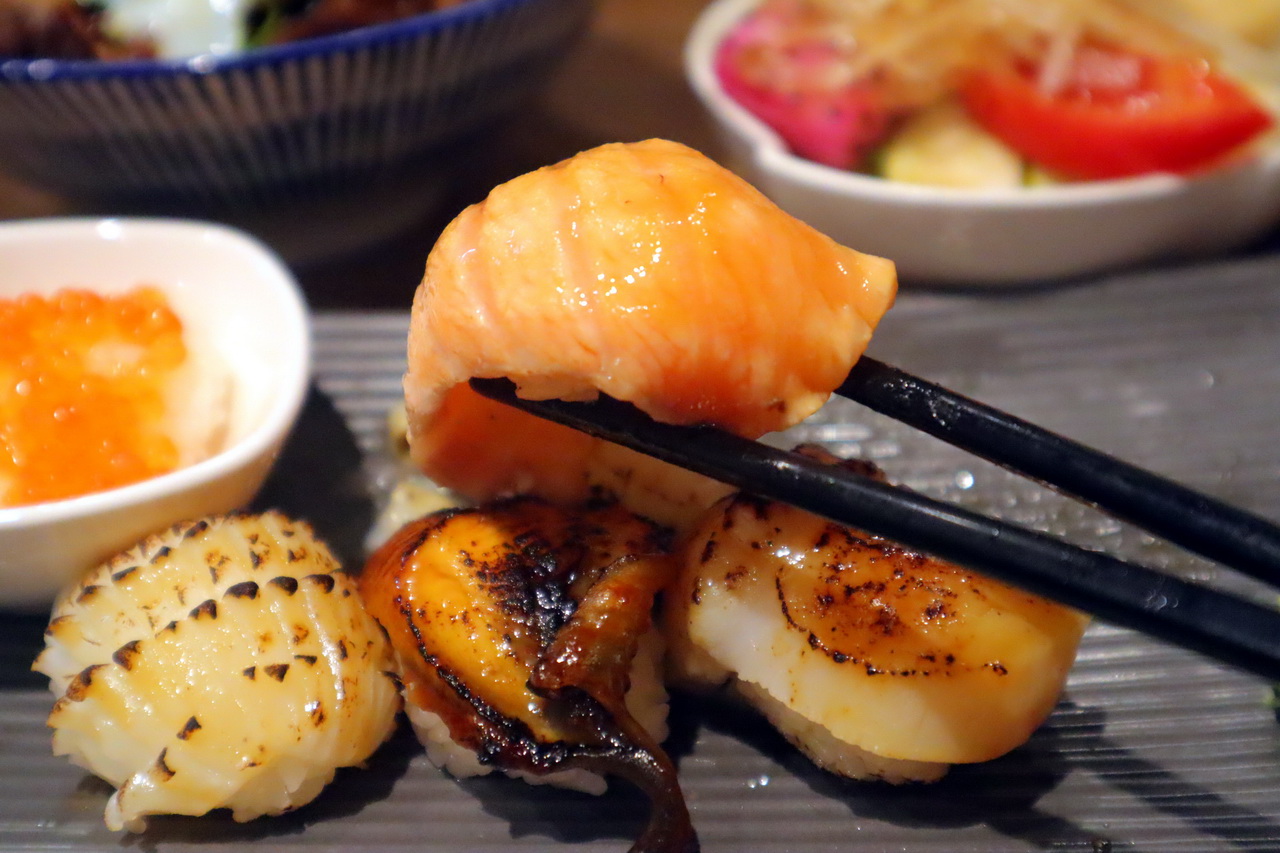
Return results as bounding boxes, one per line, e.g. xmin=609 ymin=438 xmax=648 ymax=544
xmin=0 ymin=0 xmax=593 ymax=265
xmin=0 ymin=0 xmax=482 ymax=61
xmin=685 ymin=0 xmax=1280 ymax=286
xmin=0 ymin=217 xmax=309 ymax=609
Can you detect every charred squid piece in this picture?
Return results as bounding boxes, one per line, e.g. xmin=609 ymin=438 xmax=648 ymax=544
xmin=360 ymin=496 xmax=698 ymax=853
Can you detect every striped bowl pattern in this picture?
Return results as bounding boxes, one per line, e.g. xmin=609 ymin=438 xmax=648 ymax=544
xmin=0 ymin=0 xmax=592 ymax=205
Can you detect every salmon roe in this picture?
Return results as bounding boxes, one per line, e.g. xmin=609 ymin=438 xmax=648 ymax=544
xmin=0 ymin=287 xmax=187 ymax=508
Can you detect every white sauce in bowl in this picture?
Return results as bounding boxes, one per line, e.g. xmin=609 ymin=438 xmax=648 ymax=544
xmin=101 ymin=0 xmax=255 ymax=58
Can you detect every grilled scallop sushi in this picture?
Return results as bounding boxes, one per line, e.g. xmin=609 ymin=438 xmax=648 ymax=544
xmin=33 ymin=512 xmax=402 ymax=832
xmin=665 ymin=452 xmax=1090 ymax=782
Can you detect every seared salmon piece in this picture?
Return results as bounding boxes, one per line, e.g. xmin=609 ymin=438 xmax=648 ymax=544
xmin=403 ymin=139 xmax=896 ymax=516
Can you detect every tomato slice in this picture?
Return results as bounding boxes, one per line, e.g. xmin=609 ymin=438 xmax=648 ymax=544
xmin=961 ymin=44 xmax=1274 ymax=180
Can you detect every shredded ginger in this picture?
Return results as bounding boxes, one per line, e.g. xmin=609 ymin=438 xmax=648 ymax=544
xmin=796 ymin=0 xmax=1280 ymax=109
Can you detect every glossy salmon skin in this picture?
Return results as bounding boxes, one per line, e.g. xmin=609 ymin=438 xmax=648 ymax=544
xmin=405 ymin=139 xmax=897 ymax=505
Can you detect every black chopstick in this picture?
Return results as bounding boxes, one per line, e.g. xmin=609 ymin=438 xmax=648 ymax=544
xmin=470 ymin=376 xmax=1280 ymax=681
xmin=841 ymin=357 xmax=1280 ymax=588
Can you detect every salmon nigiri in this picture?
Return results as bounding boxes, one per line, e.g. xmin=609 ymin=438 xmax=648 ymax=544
xmin=404 ymin=138 xmax=896 ymax=524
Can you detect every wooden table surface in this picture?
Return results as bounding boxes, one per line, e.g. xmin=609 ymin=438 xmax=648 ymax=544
xmin=0 ymin=0 xmax=720 ymax=310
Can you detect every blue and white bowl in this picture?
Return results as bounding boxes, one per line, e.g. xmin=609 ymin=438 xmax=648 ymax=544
xmin=0 ymin=0 xmax=592 ymax=207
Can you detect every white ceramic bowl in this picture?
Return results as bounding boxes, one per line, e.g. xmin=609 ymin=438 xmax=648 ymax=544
xmin=0 ymin=217 xmax=310 ymax=609
xmin=686 ymin=0 xmax=1280 ymax=286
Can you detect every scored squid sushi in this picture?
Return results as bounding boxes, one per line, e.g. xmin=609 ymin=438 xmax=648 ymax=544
xmin=33 ymin=512 xmax=402 ymax=832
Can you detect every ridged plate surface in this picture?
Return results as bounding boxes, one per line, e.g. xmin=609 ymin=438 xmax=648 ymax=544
xmin=3 ymin=254 xmax=1280 ymax=851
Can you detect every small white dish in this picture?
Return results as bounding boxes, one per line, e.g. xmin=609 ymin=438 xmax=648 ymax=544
xmin=685 ymin=0 xmax=1280 ymax=286
xmin=0 ymin=217 xmax=310 ymax=609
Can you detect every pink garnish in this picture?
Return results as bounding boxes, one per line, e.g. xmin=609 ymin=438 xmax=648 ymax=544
xmin=715 ymin=0 xmax=891 ymax=170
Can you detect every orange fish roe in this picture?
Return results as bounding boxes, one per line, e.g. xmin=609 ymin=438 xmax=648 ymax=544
xmin=0 ymin=287 xmax=187 ymax=508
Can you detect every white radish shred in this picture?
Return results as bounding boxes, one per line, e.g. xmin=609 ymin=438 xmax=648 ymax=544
xmin=793 ymin=0 xmax=1278 ymax=109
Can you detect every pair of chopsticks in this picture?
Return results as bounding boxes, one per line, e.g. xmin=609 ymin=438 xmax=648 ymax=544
xmin=471 ymin=358 xmax=1280 ymax=681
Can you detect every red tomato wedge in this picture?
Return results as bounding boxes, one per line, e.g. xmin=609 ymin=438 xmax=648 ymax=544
xmin=961 ymin=44 xmax=1274 ymax=180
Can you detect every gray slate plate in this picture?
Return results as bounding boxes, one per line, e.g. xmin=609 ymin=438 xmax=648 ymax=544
xmin=4 ymin=254 xmax=1280 ymax=851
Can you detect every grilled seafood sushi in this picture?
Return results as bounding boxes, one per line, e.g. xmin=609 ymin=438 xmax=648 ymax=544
xmin=665 ymin=451 xmax=1089 ymax=782
xmin=360 ymin=496 xmax=697 ymax=853
xmin=404 ymin=138 xmax=896 ymax=525
xmin=33 ymin=512 xmax=402 ymax=832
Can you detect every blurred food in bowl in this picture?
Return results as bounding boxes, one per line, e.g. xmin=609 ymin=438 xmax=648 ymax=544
xmin=0 ymin=0 xmax=593 ymax=263
xmin=687 ymin=0 xmax=1280 ymax=285
xmin=0 ymin=0 xmax=472 ymax=60
xmin=713 ymin=0 xmax=1278 ymax=188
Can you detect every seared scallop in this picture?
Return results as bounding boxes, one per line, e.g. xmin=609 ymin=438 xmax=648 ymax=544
xmin=665 ymin=452 xmax=1089 ymax=781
